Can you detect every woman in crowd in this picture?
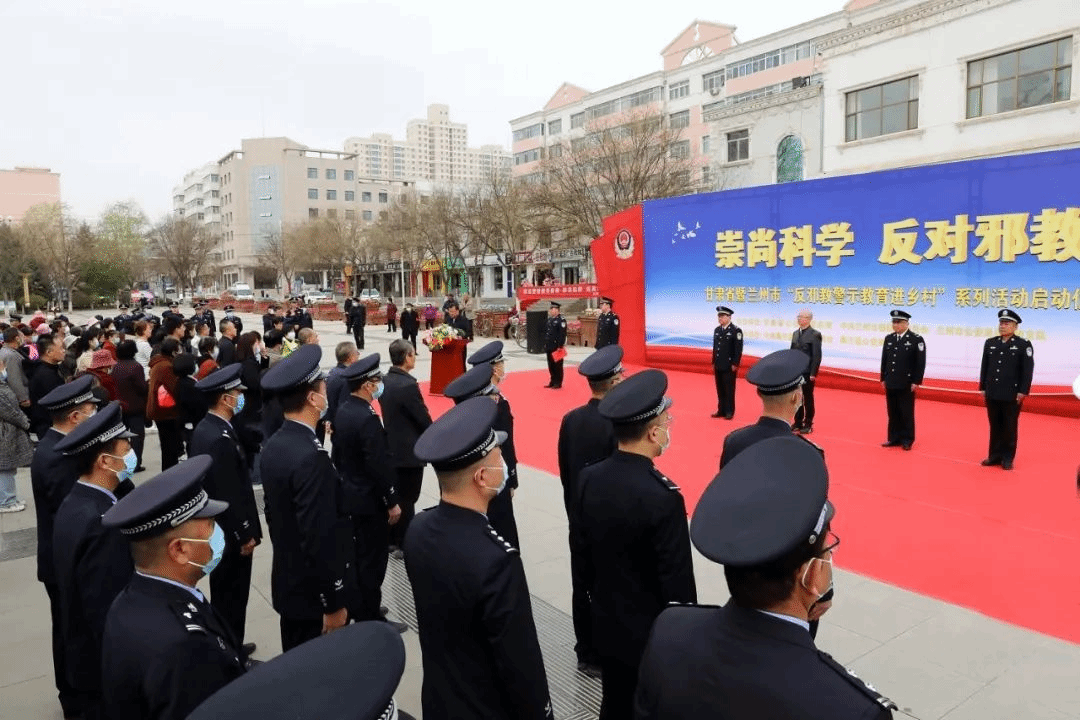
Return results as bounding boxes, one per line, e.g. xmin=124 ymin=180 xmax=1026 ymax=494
xmin=80 ymin=348 xmax=119 ymax=404
xmin=146 ymin=337 xmax=183 ymax=469
xmin=172 ymin=353 xmax=207 ymax=452
xmin=0 ymin=366 xmax=33 ymax=513
xmin=195 ymin=336 xmax=219 ymax=379
xmin=111 ymin=340 xmax=148 ymax=472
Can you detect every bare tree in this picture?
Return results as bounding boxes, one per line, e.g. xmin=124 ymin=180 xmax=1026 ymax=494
xmin=0 ymin=222 xmax=31 ymax=309
xmin=256 ymin=227 xmax=304 ymax=297
xmin=19 ymin=203 xmax=92 ymax=312
xmin=147 ymin=216 xmax=218 ymax=297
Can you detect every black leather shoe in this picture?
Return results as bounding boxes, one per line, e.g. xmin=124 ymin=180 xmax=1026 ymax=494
xmin=881 ymin=441 xmax=900 ymax=447
xmin=980 ymin=457 xmax=1001 ymax=466
xmin=801 ymin=426 xmax=813 ymax=434
xmin=710 ymin=412 xmax=724 ymax=418
xmin=723 ymin=415 xmax=734 ymax=420
xmin=242 ymin=642 xmax=256 ymax=656
xmin=1001 ymin=460 xmax=1014 ymax=470
xmin=577 ymin=661 xmax=602 ymax=679
xmin=385 ymin=619 xmax=408 ymax=634
xmin=379 ymin=605 xmax=388 ymax=617
xmin=902 ymin=443 xmax=912 ymax=451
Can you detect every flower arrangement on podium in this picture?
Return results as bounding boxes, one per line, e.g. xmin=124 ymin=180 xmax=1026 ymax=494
xmin=422 ymin=324 xmax=466 ymax=351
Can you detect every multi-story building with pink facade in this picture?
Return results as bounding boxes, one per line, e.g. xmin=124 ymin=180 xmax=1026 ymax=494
xmin=0 ymin=167 xmax=61 ymax=224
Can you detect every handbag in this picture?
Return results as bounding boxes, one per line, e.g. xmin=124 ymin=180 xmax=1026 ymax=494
xmin=552 ymin=347 xmax=567 ymax=362
xmin=156 ymin=384 xmax=176 ymax=409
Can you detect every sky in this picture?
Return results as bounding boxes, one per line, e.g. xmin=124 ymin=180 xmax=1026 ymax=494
xmin=0 ymin=0 xmax=842 ymax=222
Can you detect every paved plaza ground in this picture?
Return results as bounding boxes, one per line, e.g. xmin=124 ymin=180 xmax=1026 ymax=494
xmin=1 ymin=310 xmax=1077 ymax=719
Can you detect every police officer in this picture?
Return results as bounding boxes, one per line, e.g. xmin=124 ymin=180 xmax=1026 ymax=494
xmin=223 ymin=304 xmax=243 ymax=334
xmin=405 ymin=397 xmax=554 ymax=720
xmin=262 ymin=304 xmax=278 ymax=333
xmin=162 ymin=302 xmax=184 ymax=324
xmin=188 ymin=622 xmax=411 ymax=720
xmin=199 ymin=300 xmax=217 ymax=336
xmin=791 ymin=308 xmax=822 ymax=433
xmin=711 ymin=306 xmax=743 ymax=419
xmin=446 ymin=359 xmax=519 ymax=548
xmin=979 ymin=308 xmax=1033 ymax=470
xmin=52 ymin=402 xmax=139 ymax=720
xmin=635 ymin=437 xmax=897 ymax=719
xmin=544 ymin=301 xmax=567 ymax=389
xmin=114 ymin=304 xmax=134 ymax=335
xmin=556 ymin=345 xmax=621 ymax=677
xmin=595 ymin=296 xmax=620 ymax=349
xmin=574 ymin=369 xmax=696 ymax=719
xmin=349 ymin=298 xmax=367 ymax=350
xmin=259 ymin=344 xmax=351 ymax=651
xmin=190 ymin=364 xmax=263 ymax=652
xmin=31 ymin=376 xmax=99 ymax=720
xmin=880 ymin=310 xmax=926 ymax=451
xmin=335 ymin=353 xmax=406 ymax=631
xmin=100 ymin=455 xmax=247 ymax=720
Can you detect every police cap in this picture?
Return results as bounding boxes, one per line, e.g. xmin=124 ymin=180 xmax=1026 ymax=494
xmin=260 ymin=343 xmax=325 ymax=393
xmin=691 ymin=436 xmax=834 ymax=566
xmin=444 ymin=363 xmax=496 ymax=404
xmin=746 ymin=349 xmax=809 ymax=395
xmin=998 ymin=308 xmax=1022 ymax=323
xmin=38 ymin=375 xmax=99 ymax=412
xmin=341 ymin=353 xmax=382 ymax=384
xmin=54 ymin=401 xmax=136 ymax=455
xmin=550 ymin=301 xmax=561 ymax=309
xmin=223 ymin=304 xmax=235 ymax=312
xmin=414 ymin=396 xmax=506 ymax=471
xmin=600 ymin=296 xmax=615 ymax=306
xmin=599 ymin=368 xmax=671 ymax=424
xmin=118 ymin=304 xmax=129 ymax=311
xmin=467 ymin=340 xmax=504 ymax=366
xmin=578 ymin=345 xmax=624 ymax=381
xmin=889 ymin=309 xmax=911 ymax=321
xmin=194 ymin=363 xmax=247 ymax=394
xmin=101 ymin=455 xmax=226 ymax=539
xmin=716 ymin=306 xmax=734 ymax=316
xmin=9 ymin=313 xmax=22 ymax=323
xmin=188 ymin=621 xmax=405 ymax=720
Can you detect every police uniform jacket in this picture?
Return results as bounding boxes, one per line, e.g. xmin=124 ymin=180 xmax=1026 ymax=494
xmin=53 ymin=482 xmax=134 ymax=692
xmin=260 ymin=420 xmax=349 ymax=618
xmin=713 ymin=324 xmax=743 ymax=370
xmin=29 ymin=363 xmax=65 ymax=437
xmin=573 ymin=450 xmax=697 ymax=662
xmin=297 ymin=311 xmax=313 ymax=330
xmin=102 ymin=573 xmax=246 ymax=720
xmin=791 ymin=327 xmax=822 ymax=377
xmin=324 ymin=364 xmax=352 ymax=431
xmin=719 ymin=416 xmax=797 ymax=469
xmin=595 ymin=312 xmax=620 ymax=349
xmin=379 ymin=367 xmax=432 ymax=469
xmin=979 ymin=335 xmax=1034 ymax=401
xmin=349 ymin=304 xmax=367 ymax=330
xmin=189 ymin=413 xmax=262 ymax=545
xmin=336 ymin=396 xmax=399 ymax=516
xmin=880 ymin=330 xmax=926 ymax=389
xmin=635 ymin=602 xmax=894 ymax=720
xmin=31 ymin=428 xmax=78 ymax=584
xmin=403 ymin=501 xmax=553 ymax=720
xmin=556 ymin=398 xmax=616 ymax=512
xmin=495 ymin=396 xmax=519 ymax=490
xmin=544 ymin=315 xmax=567 ymax=353
xmin=262 ymin=312 xmax=275 ymax=332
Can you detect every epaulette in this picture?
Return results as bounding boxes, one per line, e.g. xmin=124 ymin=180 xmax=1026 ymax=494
xmin=818 ymin=651 xmax=898 ymax=711
xmin=796 ymin=433 xmax=826 ymax=458
xmin=485 ymin=524 xmax=519 ymax=554
xmin=171 ymin=599 xmax=207 ymax=635
xmin=665 ymin=601 xmax=721 ymax=609
xmin=650 ymin=467 xmax=680 ymax=491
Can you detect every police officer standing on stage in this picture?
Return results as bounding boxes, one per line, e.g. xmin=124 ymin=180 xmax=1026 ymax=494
xmin=544 ymin=301 xmax=567 ymax=389
xmin=190 ymin=364 xmax=263 ymax=654
xmin=635 ymin=437 xmax=896 ymax=719
xmin=790 ymin=308 xmax=822 ymax=433
xmin=405 ymin=397 xmax=553 ymax=720
xmin=100 ymin=456 xmax=247 ymax=720
xmin=557 ymin=345 xmax=621 ymax=677
xmin=711 ymin=306 xmax=743 ymax=419
xmin=335 ymin=353 xmax=407 ymax=631
xmin=880 ymin=310 xmax=926 ymax=451
xmin=259 ymin=345 xmax=351 ymax=651
xmin=979 ymin=308 xmax=1033 ymax=471
xmin=574 ymin=369 xmax=696 ymax=719
xmin=594 ymin=297 xmax=620 ymax=349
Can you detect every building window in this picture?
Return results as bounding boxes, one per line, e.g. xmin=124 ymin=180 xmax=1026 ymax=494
xmin=307 ymin=167 xmax=318 ymax=179
xmin=967 ymin=37 xmax=1072 ymax=118
xmin=309 ymin=208 xmax=319 ymax=218
xmin=326 ymin=189 xmax=337 ymax=200
xmin=514 ymin=149 xmax=541 ymax=165
xmin=776 ymin=135 xmax=804 ymax=183
xmin=703 ymin=70 xmax=725 ymax=94
xmin=512 ymin=123 xmax=544 ymax=142
xmin=570 ymin=112 xmax=585 ymax=129
xmin=307 ymin=188 xmax=318 ymax=199
xmin=669 ymin=110 xmax=690 ymax=129
xmin=344 ymin=169 xmax=355 ymax=181
xmin=362 ymin=191 xmax=372 ymax=202
xmin=726 ymin=129 xmax=749 ymax=162
xmin=702 ymin=165 xmax=712 ymax=186
xmin=327 ymin=208 xmax=337 ymax=219
xmin=669 ymin=80 xmax=690 ymax=100
xmin=346 ymin=209 xmax=355 ymax=220
xmin=493 ymin=265 xmax=504 ymax=291
xmin=670 ymin=140 xmax=690 ymax=159
xmin=702 ymin=135 xmax=711 ymax=154
xmin=548 ymin=119 xmax=562 ymax=135
xmin=344 ymin=190 xmax=355 ymax=201
xmin=362 ymin=210 xmax=373 ymax=221
xmin=845 ymin=76 xmax=919 ymax=141
xmin=378 ymin=192 xmax=388 ymax=203
xmin=326 ymin=168 xmax=337 ymax=180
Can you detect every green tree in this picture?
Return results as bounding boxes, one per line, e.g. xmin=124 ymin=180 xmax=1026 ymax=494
xmin=97 ymin=201 xmax=149 ymax=294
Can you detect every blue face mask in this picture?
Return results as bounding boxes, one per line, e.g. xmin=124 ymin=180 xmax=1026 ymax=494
xmin=229 ymin=393 xmax=246 ymax=415
xmin=106 ymin=449 xmax=138 ymax=483
xmin=183 ymin=522 xmax=226 ymax=576
xmin=372 ymin=381 xmax=385 ymax=400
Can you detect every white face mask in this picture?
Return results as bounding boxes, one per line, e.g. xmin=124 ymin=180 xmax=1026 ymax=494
xmin=481 ymin=459 xmax=510 ymax=495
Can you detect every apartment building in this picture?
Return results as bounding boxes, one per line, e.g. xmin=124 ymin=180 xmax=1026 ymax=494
xmin=0 ymin=167 xmax=61 ymax=224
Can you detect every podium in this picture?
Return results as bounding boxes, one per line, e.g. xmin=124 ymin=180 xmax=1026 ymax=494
xmin=428 ymin=338 xmax=468 ymax=395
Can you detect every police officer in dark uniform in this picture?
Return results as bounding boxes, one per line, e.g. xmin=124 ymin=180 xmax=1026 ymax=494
xmin=198 ymin=301 xmax=217 ymax=336
xmin=544 ymin=301 xmax=567 ymax=388
xmin=100 ymin=455 xmax=247 ymax=720
xmin=635 ymin=437 xmax=897 ymax=720
xmin=557 ymin=345 xmax=621 ymax=676
xmin=574 ymin=369 xmax=696 ymax=720
xmin=711 ymin=306 xmax=743 ymax=419
xmin=52 ymin=402 xmax=139 ymax=720
xmin=595 ymin=296 xmax=620 ymax=349
xmin=880 ymin=310 xmax=926 ymax=451
xmin=791 ymin=308 xmax=822 ymax=433
xmin=191 ymin=364 xmax=263 ymax=653
xmin=335 ymin=353 xmax=406 ymax=631
xmin=446 ymin=359 xmax=520 ymax=548
xmin=262 ymin=304 xmax=277 ymax=332
xmin=298 ymin=304 xmax=314 ymax=330
xmin=259 ymin=344 xmax=351 ymax=651
xmin=114 ymin=304 xmax=134 ymax=334
xmin=349 ymin=298 xmax=367 ymax=350
xmin=162 ymin=302 xmax=183 ymax=324
xmin=31 ymin=376 xmax=99 ymax=720
xmin=979 ymin=308 xmax=1034 ymax=471
xmin=405 ymin=397 xmax=554 ymax=720
xmin=223 ymin=305 xmax=243 ymax=334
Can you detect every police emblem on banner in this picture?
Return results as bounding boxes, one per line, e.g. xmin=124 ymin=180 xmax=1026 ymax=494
xmin=615 ymin=228 xmax=635 ymax=260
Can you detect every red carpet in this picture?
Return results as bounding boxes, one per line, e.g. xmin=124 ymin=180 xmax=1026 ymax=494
xmin=418 ymin=365 xmax=1080 ymax=644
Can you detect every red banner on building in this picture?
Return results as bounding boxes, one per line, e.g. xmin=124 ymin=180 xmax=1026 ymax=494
xmin=516 ymin=283 xmax=599 ymax=301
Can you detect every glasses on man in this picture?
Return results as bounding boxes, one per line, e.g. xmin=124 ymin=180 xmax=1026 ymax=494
xmin=821 ymin=531 xmax=840 ymax=557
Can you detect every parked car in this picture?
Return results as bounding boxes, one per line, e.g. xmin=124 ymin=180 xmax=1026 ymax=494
xmin=358 ymin=289 xmax=381 ymax=302
xmin=303 ymin=291 xmax=330 ymax=303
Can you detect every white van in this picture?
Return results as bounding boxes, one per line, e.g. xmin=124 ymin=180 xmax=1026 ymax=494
xmin=232 ymin=283 xmax=254 ymax=299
